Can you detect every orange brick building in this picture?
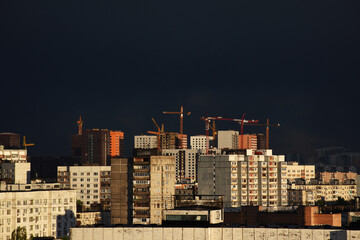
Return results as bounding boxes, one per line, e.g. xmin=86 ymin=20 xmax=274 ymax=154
xmin=238 ymin=134 xmax=257 ymax=149
xmin=110 ymin=131 xmax=124 ymax=157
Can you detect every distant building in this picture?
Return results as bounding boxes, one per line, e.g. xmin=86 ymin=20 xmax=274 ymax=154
xmin=198 ymin=149 xmax=288 ymax=208
xmin=134 ymin=135 xmax=158 ymax=149
xmin=256 ymin=133 xmax=266 ymax=149
xmin=162 ymin=149 xmax=198 ymax=183
xmin=190 ymin=135 xmax=213 ymax=151
xmin=57 ymin=166 xmax=111 ymax=209
xmin=288 ymin=182 xmax=357 ymax=206
xmin=238 ymin=134 xmax=257 ymax=149
xmin=110 ymin=131 xmax=124 ymax=157
xmin=0 ymin=187 xmax=76 ymax=239
xmin=0 ymin=133 xmax=21 ymax=149
xmin=319 ymin=171 xmax=357 ymax=184
xmin=217 ymin=130 xmax=239 ymax=150
xmin=71 ymin=129 xmax=124 ymax=166
xmin=0 ymin=147 xmax=30 ymax=184
xmin=286 ymin=162 xmax=315 ymax=183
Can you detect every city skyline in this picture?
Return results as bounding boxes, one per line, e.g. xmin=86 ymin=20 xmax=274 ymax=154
xmin=1 ymin=1 xmax=359 ymax=157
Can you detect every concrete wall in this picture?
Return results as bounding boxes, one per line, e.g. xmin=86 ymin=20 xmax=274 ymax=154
xmin=71 ymin=227 xmax=360 ymax=240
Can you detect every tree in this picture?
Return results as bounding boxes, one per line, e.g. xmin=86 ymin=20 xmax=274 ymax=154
xmin=11 ymin=227 xmax=27 ymax=240
xmin=76 ymin=199 xmax=84 ymax=212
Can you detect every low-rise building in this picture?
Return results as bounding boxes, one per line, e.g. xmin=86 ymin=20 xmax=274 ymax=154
xmin=226 ymin=205 xmax=341 ymax=227
xmin=288 ymin=182 xmax=357 ymax=206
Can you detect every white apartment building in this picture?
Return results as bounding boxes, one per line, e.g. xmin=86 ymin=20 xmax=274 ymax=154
xmin=0 ymin=148 xmax=27 ymax=162
xmin=57 ymin=166 xmax=111 ymax=209
xmin=217 ymin=130 xmax=239 ymax=150
xmin=198 ymin=149 xmax=288 ymax=208
xmin=162 ymin=149 xmax=198 ymax=183
xmin=190 ymin=135 xmax=213 ymax=150
xmin=286 ymin=162 xmax=315 ymax=183
xmin=134 ymin=135 xmax=158 ymax=149
xmin=0 ymin=188 xmax=76 ymax=240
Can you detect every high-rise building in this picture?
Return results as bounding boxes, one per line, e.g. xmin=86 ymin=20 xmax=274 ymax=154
xmin=71 ymin=129 xmax=124 ymax=166
xmin=256 ymin=133 xmax=266 ymax=149
xmin=162 ymin=149 xmax=198 ymax=183
xmin=239 ymin=134 xmax=257 ymax=149
xmin=198 ymin=149 xmax=288 ymax=208
xmin=110 ymin=158 xmax=133 ymax=225
xmin=57 ymin=166 xmax=111 ymax=209
xmin=134 ymin=135 xmax=158 ymax=149
xmin=190 ymin=135 xmax=214 ymax=150
xmin=217 ymin=130 xmax=239 ymax=150
xmin=110 ymin=131 xmax=124 ymax=157
xmin=0 ymin=133 xmax=21 ymax=149
xmin=110 ymin=156 xmax=175 ymax=225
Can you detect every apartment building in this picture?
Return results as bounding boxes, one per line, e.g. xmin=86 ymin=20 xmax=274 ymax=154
xmin=0 ymin=188 xmax=76 ymax=239
xmin=110 ymin=156 xmax=175 ymax=225
xmin=57 ymin=166 xmax=111 ymax=209
xmin=198 ymin=149 xmax=288 ymax=208
xmin=71 ymin=129 xmax=124 ymax=166
xmin=286 ymin=162 xmax=315 ymax=183
xmin=134 ymin=135 xmax=158 ymax=149
xmin=190 ymin=135 xmax=215 ymax=150
xmin=132 ymin=156 xmax=175 ymax=225
xmin=288 ymin=182 xmax=357 ymax=206
xmin=0 ymin=134 xmax=21 ymax=149
xmin=318 ymin=172 xmax=357 ymax=184
xmin=217 ymin=131 xmax=239 ymax=150
xmin=0 ymin=146 xmax=30 ymax=184
xmin=239 ymin=134 xmax=257 ymax=149
xmin=162 ymin=149 xmax=198 ymax=183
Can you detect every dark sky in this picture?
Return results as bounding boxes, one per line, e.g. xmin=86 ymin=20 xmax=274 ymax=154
xmin=1 ymin=0 xmax=359 ymax=157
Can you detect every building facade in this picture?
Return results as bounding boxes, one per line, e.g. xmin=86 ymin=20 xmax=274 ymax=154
xmin=288 ymin=183 xmax=357 ymax=206
xmin=318 ymin=171 xmax=357 ymax=184
xmin=71 ymin=129 xmax=124 ymax=166
xmin=162 ymin=149 xmax=198 ymax=183
xmin=0 ymin=133 xmax=21 ymax=149
xmin=286 ymin=162 xmax=315 ymax=183
xmin=134 ymin=135 xmax=158 ymax=149
xmin=217 ymin=131 xmax=239 ymax=150
xmin=0 ymin=189 xmax=76 ymax=239
xmin=198 ymin=150 xmax=288 ymax=208
xmin=57 ymin=166 xmax=111 ymax=209
xmin=0 ymin=147 xmax=29 ymax=184
xmin=132 ymin=156 xmax=175 ymax=225
xmin=238 ymin=134 xmax=257 ymax=149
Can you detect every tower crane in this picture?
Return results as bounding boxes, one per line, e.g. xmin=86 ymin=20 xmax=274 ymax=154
xmin=77 ymin=116 xmax=84 ymax=136
xmin=147 ymin=118 xmax=164 ymax=151
xmin=23 ymin=136 xmax=35 ymax=150
xmin=163 ymin=106 xmax=191 ymax=135
xmin=245 ymin=118 xmax=280 ymax=149
xmin=200 ymin=115 xmax=259 ymax=154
